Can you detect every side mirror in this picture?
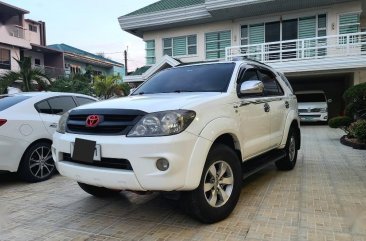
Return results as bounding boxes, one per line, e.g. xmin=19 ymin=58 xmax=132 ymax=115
xmin=327 ymin=99 xmax=333 ymax=103
xmin=240 ymin=80 xmax=264 ymax=95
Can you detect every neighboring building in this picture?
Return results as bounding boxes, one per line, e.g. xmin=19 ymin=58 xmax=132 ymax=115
xmin=0 ymin=1 xmax=64 ymax=78
xmin=119 ymin=0 xmax=366 ymax=118
xmin=48 ymin=44 xmax=125 ymax=78
xmin=0 ymin=1 xmax=124 ymax=82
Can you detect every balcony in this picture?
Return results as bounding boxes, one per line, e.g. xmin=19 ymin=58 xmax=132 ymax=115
xmin=7 ymin=25 xmax=24 ymax=38
xmin=226 ymin=32 xmax=366 ymax=73
xmin=33 ymin=65 xmax=65 ymax=79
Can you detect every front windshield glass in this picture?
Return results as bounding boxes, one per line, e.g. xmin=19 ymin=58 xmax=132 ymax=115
xmin=132 ymin=63 xmax=235 ymax=95
xmin=296 ymin=93 xmax=326 ymax=102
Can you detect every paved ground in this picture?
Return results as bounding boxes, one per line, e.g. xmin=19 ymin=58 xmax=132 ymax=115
xmin=0 ymin=126 xmax=365 ymax=241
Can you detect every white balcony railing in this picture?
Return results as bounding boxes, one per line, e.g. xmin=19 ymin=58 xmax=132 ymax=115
xmin=226 ymin=32 xmax=366 ymax=63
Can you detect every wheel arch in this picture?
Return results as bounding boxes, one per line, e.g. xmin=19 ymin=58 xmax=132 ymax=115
xmin=18 ymin=138 xmax=52 ymax=171
xmin=280 ymin=111 xmax=301 ymax=150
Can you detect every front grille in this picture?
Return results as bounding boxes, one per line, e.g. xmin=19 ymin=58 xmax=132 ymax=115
xmin=298 ymin=108 xmax=322 ymax=113
xmin=66 ymin=109 xmax=146 ymax=135
xmin=299 ymin=114 xmax=321 ymax=118
xmin=62 ymin=153 xmax=133 ymax=170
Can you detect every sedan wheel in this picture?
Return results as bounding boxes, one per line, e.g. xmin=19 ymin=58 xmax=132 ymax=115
xmin=18 ymin=142 xmax=56 ymax=182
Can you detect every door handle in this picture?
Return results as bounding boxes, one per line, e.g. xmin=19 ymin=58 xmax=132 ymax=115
xmin=49 ymin=123 xmax=58 ymax=128
xmin=264 ymin=103 xmax=270 ymax=112
xmin=285 ymin=101 xmax=289 ymax=109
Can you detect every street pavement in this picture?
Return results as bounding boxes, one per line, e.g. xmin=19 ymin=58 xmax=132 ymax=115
xmin=0 ymin=126 xmax=365 ymax=241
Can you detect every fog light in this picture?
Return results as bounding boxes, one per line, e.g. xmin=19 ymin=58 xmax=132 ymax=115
xmin=156 ymin=158 xmax=169 ymax=171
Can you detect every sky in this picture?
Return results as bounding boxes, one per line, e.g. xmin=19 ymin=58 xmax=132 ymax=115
xmin=3 ymin=0 xmax=159 ymax=71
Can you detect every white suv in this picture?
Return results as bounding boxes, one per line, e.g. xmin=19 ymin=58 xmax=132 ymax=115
xmin=52 ymin=60 xmax=300 ymax=223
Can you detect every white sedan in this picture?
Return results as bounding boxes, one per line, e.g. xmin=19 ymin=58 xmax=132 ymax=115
xmin=0 ymin=92 xmax=97 ymax=182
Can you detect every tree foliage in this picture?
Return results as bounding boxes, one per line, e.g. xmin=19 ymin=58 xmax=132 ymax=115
xmin=49 ymin=74 xmax=95 ymax=96
xmin=0 ymin=57 xmax=50 ymax=93
xmin=93 ymin=75 xmax=124 ymax=99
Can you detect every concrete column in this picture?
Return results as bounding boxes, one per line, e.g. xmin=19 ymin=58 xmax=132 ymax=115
xmin=353 ymin=70 xmax=366 ymax=85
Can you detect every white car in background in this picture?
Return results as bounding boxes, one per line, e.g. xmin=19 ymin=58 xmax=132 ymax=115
xmin=0 ymin=92 xmax=97 ymax=182
xmin=295 ymin=90 xmax=329 ymax=122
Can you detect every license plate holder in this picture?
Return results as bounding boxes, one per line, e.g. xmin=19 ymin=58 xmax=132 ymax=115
xmin=71 ymin=138 xmax=101 ymax=163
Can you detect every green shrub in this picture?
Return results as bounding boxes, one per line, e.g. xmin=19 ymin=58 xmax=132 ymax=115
xmin=343 ymin=83 xmax=366 ymax=118
xmin=328 ymin=116 xmax=353 ymax=129
xmin=349 ymin=120 xmax=366 ymax=142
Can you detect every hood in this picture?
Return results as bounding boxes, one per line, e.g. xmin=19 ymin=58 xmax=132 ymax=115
xmin=298 ymin=102 xmax=327 ymax=109
xmin=75 ymin=92 xmax=224 ymax=113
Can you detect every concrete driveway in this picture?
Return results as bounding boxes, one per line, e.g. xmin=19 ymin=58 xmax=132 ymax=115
xmin=0 ymin=126 xmax=365 ymax=241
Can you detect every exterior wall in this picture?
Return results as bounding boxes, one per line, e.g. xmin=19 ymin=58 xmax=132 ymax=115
xmin=0 ymin=23 xmax=31 ymax=49
xmin=24 ymin=21 xmax=41 ymax=45
xmin=144 ymin=20 xmax=233 ymax=63
xmin=0 ymin=43 xmax=20 ymax=75
xmin=112 ymin=66 xmax=125 ymax=78
xmin=354 ymin=70 xmax=366 ymax=84
xmin=64 ymin=58 xmax=113 ymax=76
xmin=143 ymin=1 xmax=362 ymax=64
xmin=24 ymin=50 xmax=44 ymax=66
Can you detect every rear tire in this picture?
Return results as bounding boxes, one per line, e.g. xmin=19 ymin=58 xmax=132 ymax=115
xmin=18 ymin=141 xmax=55 ymax=182
xmin=275 ymin=128 xmax=298 ymax=170
xmin=78 ymin=182 xmax=121 ymax=197
xmin=181 ymin=144 xmax=242 ymax=223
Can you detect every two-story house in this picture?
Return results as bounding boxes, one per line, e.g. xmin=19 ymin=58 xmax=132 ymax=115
xmin=119 ymin=0 xmax=366 ymax=118
xmin=1 ymin=1 xmax=125 ymax=82
xmin=0 ymin=1 xmax=64 ymax=78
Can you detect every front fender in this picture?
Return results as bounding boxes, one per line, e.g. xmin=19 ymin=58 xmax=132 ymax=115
xmin=181 ymin=118 xmax=240 ymax=190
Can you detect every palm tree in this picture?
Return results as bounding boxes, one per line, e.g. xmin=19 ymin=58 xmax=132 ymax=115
xmin=93 ymin=75 xmax=121 ymax=99
xmin=0 ymin=57 xmax=50 ymax=93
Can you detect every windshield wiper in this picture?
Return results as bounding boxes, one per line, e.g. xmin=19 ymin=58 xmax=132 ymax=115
xmin=172 ymin=90 xmax=195 ymax=93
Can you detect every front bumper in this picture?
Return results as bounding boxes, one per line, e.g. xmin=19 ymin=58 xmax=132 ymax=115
xmin=299 ymin=113 xmax=328 ymax=122
xmin=52 ymin=131 xmax=211 ymax=191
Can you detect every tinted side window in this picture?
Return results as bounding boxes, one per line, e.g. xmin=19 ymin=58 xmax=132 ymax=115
xmin=35 ymin=100 xmax=52 ymax=114
xmin=278 ymin=72 xmax=293 ymax=93
xmin=76 ymin=97 xmax=96 ymax=106
xmin=48 ymin=97 xmax=77 ymax=115
xmin=258 ymin=70 xmax=283 ymax=96
xmin=0 ymin=95 xmax=30 ymax=111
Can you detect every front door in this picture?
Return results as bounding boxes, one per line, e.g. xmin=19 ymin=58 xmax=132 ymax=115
xmin=235 ymin=67 xmax=271 ymax=159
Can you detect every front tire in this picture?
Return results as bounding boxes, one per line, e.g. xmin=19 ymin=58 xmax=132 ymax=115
xmin=181 ymin=144 xmax=242 ymax=223
xmin=78 ymin=182 xmax=121 ymax=197
xmin=18 ymin=141 xmax=55 ymax=182
xmin=275 ymin=128 xmax=298 ymax=170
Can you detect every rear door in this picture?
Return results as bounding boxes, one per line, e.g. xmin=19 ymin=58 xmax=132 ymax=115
xmin=36 ymin=96 xmax=77 ymax=136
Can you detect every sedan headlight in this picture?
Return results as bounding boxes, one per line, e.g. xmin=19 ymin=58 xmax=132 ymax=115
xmin=56 ymin=111 xmax=70 ymax=134
xmin=127 ymin=110 xmax=196 ymax=137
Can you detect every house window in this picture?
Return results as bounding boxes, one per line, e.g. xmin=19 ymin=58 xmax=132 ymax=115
xmin=145 ymin=40 xmax=155 ymax=65
xmin=163 ymin=35 xmax=197 ymax=57
xmin=29 ymin=24 xmax=37 ymax=32
xmin=35 ymin=58 xmax=41 ymax=66
xmin=205 ymin=30 xmax=231 ymax=60
xmin=0 ymin=48 xmax=11 ymax=70
xmin=339 ymin=13 xmax=360 ymax=34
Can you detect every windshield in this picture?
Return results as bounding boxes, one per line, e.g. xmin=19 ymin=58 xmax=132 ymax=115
xmin=296 ymin=93 xmax=326 ymax=102
xmin=132 ymin=63 xmax=235 ymax=95
xmin=0 ymin=95 xmax=30 ymax=111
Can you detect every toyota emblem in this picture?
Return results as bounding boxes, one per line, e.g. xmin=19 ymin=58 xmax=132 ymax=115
xmin=86 ymin=115 xmax=101 ymax=128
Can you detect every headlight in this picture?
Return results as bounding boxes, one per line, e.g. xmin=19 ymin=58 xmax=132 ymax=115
xmin=127 ymin=110 xmax=196 ymax=137
xmin=320 ymin=108 xmax=327 ymax=113
xmin=56 ymin=111 xmax=70 ymax=134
